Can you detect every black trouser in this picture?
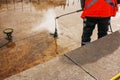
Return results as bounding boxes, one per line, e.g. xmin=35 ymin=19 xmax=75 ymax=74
xmin=81 ymin=17 xmax=110 ymax=46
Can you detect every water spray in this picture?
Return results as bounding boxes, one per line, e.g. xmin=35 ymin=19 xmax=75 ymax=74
xmin=53 ymin=9 xmax=82 ymax=38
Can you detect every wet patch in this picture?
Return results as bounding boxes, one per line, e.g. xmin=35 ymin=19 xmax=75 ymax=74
xmin=0 ymin=30 xmax=67 ymax=79
xmin=0 ymin=0 xmax=81 ymax=79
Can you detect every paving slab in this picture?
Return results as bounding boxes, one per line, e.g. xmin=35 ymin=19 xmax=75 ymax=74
xmin=66 ymin=30 xmax=120 ymax=80
xmin=5 ymin=56 xmax=95 ymax=80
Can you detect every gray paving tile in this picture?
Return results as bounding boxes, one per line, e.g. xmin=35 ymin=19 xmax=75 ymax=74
xmin=5 ymin=56 xmax=95 ymax=80
xmin=66 ymin=30 xmax=120 ymax=80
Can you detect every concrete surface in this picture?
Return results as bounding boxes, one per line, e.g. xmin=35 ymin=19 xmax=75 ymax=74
xmin=5 ymin=30 xmax=120 ymax=80
xmin=66 ymin=30 xmax=120 ymax=80
xmin=5 ymin=56 xmax=95 ymax=80
xmin=0 ymin=0 xmax=83 ymax=79
xmin=0 ymin=0 xmax=120 ymax=80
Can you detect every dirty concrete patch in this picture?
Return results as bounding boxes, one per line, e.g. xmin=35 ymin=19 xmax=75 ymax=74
xmin=0 ymin=30 xmax=66 ymax=79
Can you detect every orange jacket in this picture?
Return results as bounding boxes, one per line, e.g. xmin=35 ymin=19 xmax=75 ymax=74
xmin=81 ymin=0 xmax=118 ymax=18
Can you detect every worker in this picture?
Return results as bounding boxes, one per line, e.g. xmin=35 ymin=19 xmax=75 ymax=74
xmin=80 ymin=0 xmax=118 ymax=46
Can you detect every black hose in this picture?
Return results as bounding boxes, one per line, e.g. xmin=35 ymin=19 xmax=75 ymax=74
xmin=56 ymin=9 xmax=82 ymax=19
xmin=109 ymin=23 xmax=113 ymax=33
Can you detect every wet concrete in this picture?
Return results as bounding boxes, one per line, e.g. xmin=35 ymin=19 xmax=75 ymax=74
xmin=5 ymin=30 xmax=120 ymax=80
xmin=0 ymin=0 xmax=82 ymax=79
xmin=0 ymin=0 xmax=120 ymax=79
xmin=0 ymin=31 xmax=66 ymax=80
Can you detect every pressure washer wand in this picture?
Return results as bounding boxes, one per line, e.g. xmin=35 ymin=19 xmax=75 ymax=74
xmin=54 ymin=9 xmax=82 ymax=38
xmin=56 ymin=9 xmax=82 ymax=19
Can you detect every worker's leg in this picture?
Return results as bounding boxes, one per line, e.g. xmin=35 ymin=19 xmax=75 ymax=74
xmin=81 ymin=17 xmax=96 ymax=46
xmin=98 ymin=17 xmax=110 ymax=39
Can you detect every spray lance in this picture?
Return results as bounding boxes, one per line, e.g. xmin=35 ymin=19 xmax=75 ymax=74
xmin=53 ymin=9 xmax=83 ymax=38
